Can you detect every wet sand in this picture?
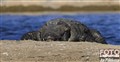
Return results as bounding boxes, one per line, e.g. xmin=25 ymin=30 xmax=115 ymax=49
xmin=0 ymin=40 xmax=119 ymax=62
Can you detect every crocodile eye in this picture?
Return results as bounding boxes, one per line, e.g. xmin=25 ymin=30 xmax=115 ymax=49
xmin=57 ymin=21 xmax=63 ymax=25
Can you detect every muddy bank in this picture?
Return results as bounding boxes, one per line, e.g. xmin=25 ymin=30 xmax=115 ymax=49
xmin=0 ymin=40 xmax=119 ymax=62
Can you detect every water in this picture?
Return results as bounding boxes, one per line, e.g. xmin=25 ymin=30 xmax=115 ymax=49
xmin=0 ymin=13 xmax=120 ymax=45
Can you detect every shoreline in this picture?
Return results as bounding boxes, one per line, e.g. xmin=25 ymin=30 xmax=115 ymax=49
xmin=0 ymin=11 xmax=120 ymax=15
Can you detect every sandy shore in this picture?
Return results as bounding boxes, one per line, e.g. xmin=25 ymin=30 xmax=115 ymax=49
xmin=0 ymin=40 xmax=120 ymax=62
xmin=1 ymin=11 xmax=120 ymax=15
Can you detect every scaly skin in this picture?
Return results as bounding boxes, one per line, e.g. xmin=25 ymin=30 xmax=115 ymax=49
xmin=21 ymin=31 xmax=41 ymax=41
xmin=21 ymin=18 xmax=107 ymax=44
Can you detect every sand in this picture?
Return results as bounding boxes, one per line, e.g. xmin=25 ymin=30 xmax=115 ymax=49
xmin=1 ymin=11 xmax=120 ymax=16
xmin=0 ymin=40 xmax=120 ymax=62
xmin=1 ymin=0 xmax=119 ymax=8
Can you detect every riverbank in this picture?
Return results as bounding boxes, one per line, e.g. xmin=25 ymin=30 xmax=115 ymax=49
xmin=1 ymin=11 xmax=120 ymax=15
xmin=0 ymin=40 xmax=119 ymax=62
xmin=1 ymin=5 xmax=120 ymax=13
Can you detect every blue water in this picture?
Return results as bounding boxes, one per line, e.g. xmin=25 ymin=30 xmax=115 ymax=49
xmin=0 ymin=13 xmax=120 ymax=45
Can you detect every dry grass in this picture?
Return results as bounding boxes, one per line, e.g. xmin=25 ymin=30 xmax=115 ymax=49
xmin=0 ymin=5 xmax=120 ymax=12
